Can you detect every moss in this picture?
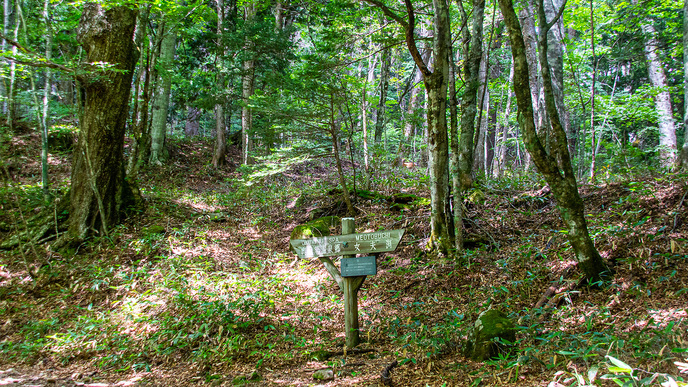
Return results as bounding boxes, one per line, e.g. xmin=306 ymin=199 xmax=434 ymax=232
xmin=464 ymin=309 xmax=516 ymax=361
xmin=290 ymin=216 xmax=341 ymax=241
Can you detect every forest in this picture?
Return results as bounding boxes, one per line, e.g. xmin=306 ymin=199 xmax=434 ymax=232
xmin=0 ymin=0 xmax=687 ymax=385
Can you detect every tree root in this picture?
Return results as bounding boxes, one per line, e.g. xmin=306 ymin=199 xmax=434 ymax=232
xmin=380 ymin=360 xmax=398 ymax=386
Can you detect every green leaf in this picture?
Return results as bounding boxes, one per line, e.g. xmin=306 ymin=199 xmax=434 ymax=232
xmin=607 ymin=355 xmax=633 ymax=373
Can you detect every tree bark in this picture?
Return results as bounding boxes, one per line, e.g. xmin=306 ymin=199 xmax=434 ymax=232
xmin=495 ymin=63 xmax=514 ymax=178
xmin=2 ymin=0 xmax=9 ymax=115
xmin=449 ymin=44 xmax=463 ymax=252
xmin=241 ymin=3 xmax=256 ymax=165
xmin=457 ymin=0 xmax=485 ymax=190
xmin=150 ymin=23 xmax=176 ymax=166
xmin=681 ymin=0 xmax=688 ymax=169
xmin=633 ymin=0 xmax=677 ymax=167
xmin=374 ymin=46 xmax=391 ymax=144
xmin=66 ymin=3 xmax=137 ymax=241
xmin=41 ymin=0 xmax=52 ymax=203
xmin=212 ymin=0 xmax=227 ymax=168
xmin=498 ymin=0 xmax=612 ymax=283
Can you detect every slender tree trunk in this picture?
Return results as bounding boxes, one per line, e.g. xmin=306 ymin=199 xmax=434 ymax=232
xmin=681 ymin=0 xmax=688 ymax=169
xmin=212 ymin=0 xmax=227 ymax=168
xmin=588 ymin=0 xmax=598 ymax=182
xmin=495 ymin=63 xmax=514 ymax=178
xmin=150 ymin=24 xmax=176 ymax=166
xmin=66 ymin=4 xmax=137 ymax=242
xmin=449 ymin=45 xmax=463 ymax=253
xmin=457 ymin=0 xmax=485 ymax=190
xmin=241 ymin=3 xmax=256 ymax=165
xmin=41 ymin=0 xmax=52 ymax=202
xmin=6 ymin=0 xmax=19 ymax=132
xmin=331 ymin=95 xmax=355 ymax=215
xmin=632 ymin=0 xmax=677 ymax=167
xmin=498 ymin=0 xmax=612 ymax=283
xmin=2 ymin=0 xmax=9 ymax=115
xmin=398 ymin=62 xmax=423 ymax=162
xmin=374 ymin=47 xmax=391 ymax=144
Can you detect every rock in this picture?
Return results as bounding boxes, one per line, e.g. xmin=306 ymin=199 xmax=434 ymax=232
xmin=144 ymin=225 xmax=165 ymax=235
xmin=231 ymin=371 xmax=260 ymax=385
xmin=290 ymin=216 xmax=340 ymax=242
xmin=313 ymin=368 xmax=334 ymax=381
xmin=464 ymin=309 xmax=516 ymax=361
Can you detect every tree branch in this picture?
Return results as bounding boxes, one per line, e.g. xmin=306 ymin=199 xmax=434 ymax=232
xmin=0 ymin=31 xmax=78 ymax=77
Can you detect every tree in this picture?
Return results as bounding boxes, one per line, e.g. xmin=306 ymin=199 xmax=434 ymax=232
xmin=212 ymin=0 xmax=227 ymax=168
xmin=498 ymin=0 xmax=612 ymax=282
xmin=457 ymin=0 xmax=486 ymax=190
xmin=364 ymin=0 xmax=453 ymax=254
xmin=150 ymin=21 xmax=177 ymax=166
xmin=630 ymin=0 xmax=677 ymax=168
xmin=65 ymin=3 xmax=138 ymax=241
xmin=680 ymin=0 xmax=688 ymax=169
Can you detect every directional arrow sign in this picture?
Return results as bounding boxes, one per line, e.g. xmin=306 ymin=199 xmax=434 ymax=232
xmin=290 ymin=229 xmax=405 ymax=259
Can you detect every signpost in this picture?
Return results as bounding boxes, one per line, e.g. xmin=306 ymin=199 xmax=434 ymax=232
xmin=290 ymin=219 xmax=405 ymax=348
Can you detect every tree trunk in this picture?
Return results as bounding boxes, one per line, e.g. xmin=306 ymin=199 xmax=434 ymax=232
xmin=2 ymin=0 xmax=9 ymax=115
xmin=241 ymin=3 xmax=256 ymax=165
xmin=632 ymin=0 xmax=677 ymax=167
xmin=41 ymin=0 xmax=52 ymax=202
xmin=150 ymin=24 xmax=176 ymax=166
xmin=681 ymin=0 xmax=688 ymax=169
xmin=185 ymin=107 xmax=201 ymax=136
xmin=374 ymin=46 xmax=391 ymax=144
xmin=498 ymin=0 xmax=612 ymax=283
xmin=6 ymin=0 xmax=19 ymax=132
xmin=449 ymin=44 xmax=463 ymax=253
xmin=66 ymin=3 xmax=137 ymax=241
xmin=425 ymin=0 xmax=451 ymax=254
xmin=495 ymin=63 xmax=514 ymax=177
xmin=457 ymin=0 xmax=485 ymax=190
xmin=212 ymin=0 xmax=227 ymax=168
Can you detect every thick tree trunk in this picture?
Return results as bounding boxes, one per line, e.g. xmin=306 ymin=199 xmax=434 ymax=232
xmin=67 ymin=4 xmax=137 ymax=241
xmin=425 ymin=0 xmax=451 ymax=254
xmin=631 ymin=0 xmax=677 ymax=167
xmin=150 ymin=25 xmax=176 ymax=166
xmin=185 ymin=107 xmax=201 ymax=137
xmin=498 ymin=0 xmax=612 ymax=283
xmin=374 ymin=47 xmax=391 ymax=144
xmin=457 ymin=0 xmax=485 ymax=190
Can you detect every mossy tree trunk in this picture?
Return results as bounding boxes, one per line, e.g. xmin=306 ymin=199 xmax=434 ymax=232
xmin=67 ymin=3 xmax=137 ymax=241
xmin=498 ymin=0 xmax=612 ymax=283
xmin=456 ymin=0 xmax=485 ymax=190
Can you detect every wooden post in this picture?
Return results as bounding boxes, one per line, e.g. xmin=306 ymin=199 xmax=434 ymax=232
xmin=342 ymin=217 xmax=365 ymax=348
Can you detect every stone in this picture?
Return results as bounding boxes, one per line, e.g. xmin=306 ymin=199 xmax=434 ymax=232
xmin=312 ymin=368 xmax=334 ymax=381
xmin=464 ymin=309 xmax=516 ymax=361
xmin=144 ymin=225 xmax=165 ymax=235
xmin=290 ymin=216 xmax=340 ymax=241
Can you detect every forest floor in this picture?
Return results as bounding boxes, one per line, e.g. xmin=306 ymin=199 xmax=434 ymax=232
xmin=1 ymin=133 xmax=687 ymax=386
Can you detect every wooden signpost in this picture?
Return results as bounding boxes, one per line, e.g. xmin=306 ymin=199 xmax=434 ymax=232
xmin=290 ymin=218 xmax=405 ymax=348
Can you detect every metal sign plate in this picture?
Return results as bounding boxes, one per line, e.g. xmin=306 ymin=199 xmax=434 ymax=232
xmin=341 ymin=256 xmax=376 ymax=277
xmin=290 ymin=229 xmax=405 ymax=259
